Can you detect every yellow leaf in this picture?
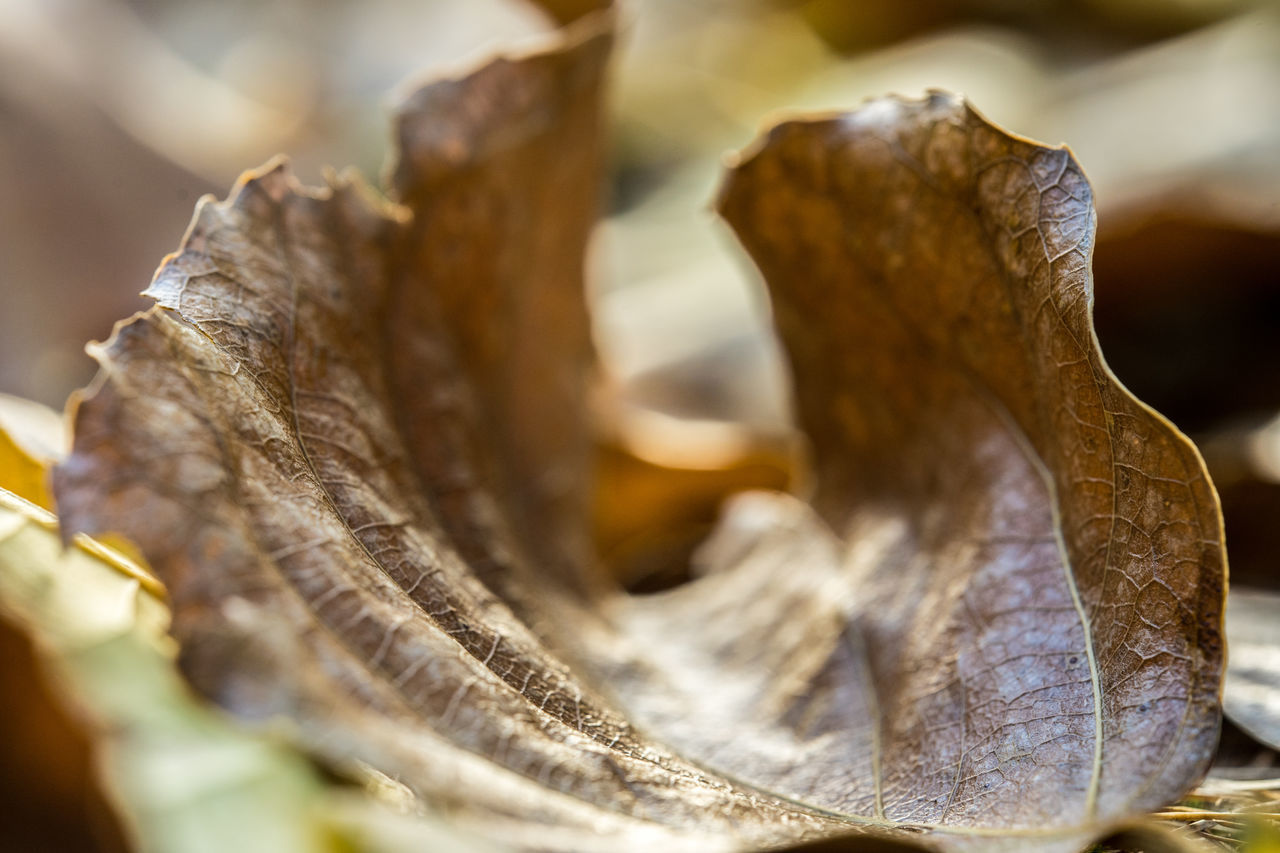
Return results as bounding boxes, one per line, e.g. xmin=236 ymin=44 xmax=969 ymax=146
xmin=0 ymin=487 xmax=338 ymax=853
xmin=0 ymin=392 xmax=66 ymax=510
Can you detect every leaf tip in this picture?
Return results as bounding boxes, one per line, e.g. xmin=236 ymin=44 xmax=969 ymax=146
xmin=230 ymin=155 xmax=295 ymax=204
xmin=385 ymin=7 xmax=613 ymax=203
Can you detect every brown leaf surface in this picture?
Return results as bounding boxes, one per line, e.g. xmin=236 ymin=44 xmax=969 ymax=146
xmin=713 ymin=92 xmax=1224 ymax=827
xmin=384 ymin=10 xmax=609 ymax=594
xmin=52 ymin=10 xmax=1225 ymax=853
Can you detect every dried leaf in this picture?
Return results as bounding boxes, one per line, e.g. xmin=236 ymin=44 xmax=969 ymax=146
xmin=1087 ymin=211 xmax=1280 ymax=751
xmin=385 ymin=8 xmax=612 ymax=590
xmin=714 ymin=92 xmax=1224 ymax=831
xmin=51 ymin=10 xmax=1225 ymax=853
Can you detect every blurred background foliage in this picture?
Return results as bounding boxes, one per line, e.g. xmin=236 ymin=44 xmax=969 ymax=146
xmin=4 ymin=0 xmax=1280 ymax=849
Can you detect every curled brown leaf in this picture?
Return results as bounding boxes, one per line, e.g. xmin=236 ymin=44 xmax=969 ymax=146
xmin=52 ymin=8 xmax=1226 ymax=853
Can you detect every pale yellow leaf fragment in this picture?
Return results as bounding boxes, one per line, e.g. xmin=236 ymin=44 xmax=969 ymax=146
xmin=0 ymin=392 xmax=67 ymax=510
xmin=0 ymin=487 xmax=334 ymax=853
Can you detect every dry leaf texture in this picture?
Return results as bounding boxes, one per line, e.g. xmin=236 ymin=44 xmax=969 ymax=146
xmin=53 ymin=6 xmax=1225 ymax=851
xmin=709 ymin=93 xmax=1225 ymax=830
